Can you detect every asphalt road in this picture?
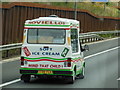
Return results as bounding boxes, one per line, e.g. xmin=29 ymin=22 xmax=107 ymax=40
xmin=2 ymin=46 xmax=119 ymax=88
xmin=1 ymin=38 xmax=119 ymax=83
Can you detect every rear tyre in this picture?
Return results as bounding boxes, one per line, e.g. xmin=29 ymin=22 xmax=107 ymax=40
xmin=21 ymin=74 xmax=31 ymax=83
xmin=78 ymin=66 xmax=85 ymax=79
xmin=67 ymin=70 xmax=76 ymax=84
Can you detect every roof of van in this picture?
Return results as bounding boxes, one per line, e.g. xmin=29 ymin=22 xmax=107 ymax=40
xmin=25 ymin=16 xmax=79 ymax=25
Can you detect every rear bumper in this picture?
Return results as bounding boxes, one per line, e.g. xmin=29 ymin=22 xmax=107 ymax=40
xmin=20 ymin=69 xmax=73 ymax=76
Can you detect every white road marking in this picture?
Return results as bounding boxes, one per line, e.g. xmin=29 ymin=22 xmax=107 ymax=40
xmin=0 ymin=79 xmax=20 ymax=88
xmin=117 ymin=77 xmax=120 ymax=81
xmin=84 ymin=46 xmax=120 ymax=81
xmin=0 ymin=46 xmax=119 ymax=87
xmin=84 ymin=46 xmax=120 ymax=59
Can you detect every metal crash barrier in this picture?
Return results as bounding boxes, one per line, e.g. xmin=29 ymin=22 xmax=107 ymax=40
xmin=1 ymin=30 xmax=120 ymax=59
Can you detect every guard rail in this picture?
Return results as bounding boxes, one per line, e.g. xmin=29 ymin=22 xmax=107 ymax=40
xmin=0 ymin=30 xmax=120 ymax=59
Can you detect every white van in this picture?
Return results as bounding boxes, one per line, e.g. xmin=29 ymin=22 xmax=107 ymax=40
xmin=20 ymin=15 xmax=89 ymax=84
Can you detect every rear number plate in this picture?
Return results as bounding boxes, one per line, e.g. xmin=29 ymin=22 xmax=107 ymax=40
xmin=38 ymin=71 xmax=53 ymax=74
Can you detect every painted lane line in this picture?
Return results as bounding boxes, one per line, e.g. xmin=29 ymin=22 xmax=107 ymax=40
xmin=85 ymin=46 xmax=120 ymax=81
xmin=117 ymin=77 xmax=120 ymax=81
xmin=84 ymin=46 xmax=120 ymax=60
xmin=0 ymin=46 xmax=119 ymax=87
xmin=0 ymin=79 xmax=20 ymax=88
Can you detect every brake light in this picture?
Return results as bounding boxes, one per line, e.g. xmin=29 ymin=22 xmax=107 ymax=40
xmin=21 ymin=57 xmax=24 ymax=65
xmin=67 ymin=58 xmax=72 ymax=67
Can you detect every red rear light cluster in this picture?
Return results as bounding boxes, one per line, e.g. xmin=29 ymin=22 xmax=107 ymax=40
xmin=67 ymin=58 xmax=72 ymax=67
xmin=21 ymin=57 xmax=24 ymax=65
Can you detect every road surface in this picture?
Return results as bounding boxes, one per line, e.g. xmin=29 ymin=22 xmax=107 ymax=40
xmin=1 ymin=46 xmax=119 ymax=88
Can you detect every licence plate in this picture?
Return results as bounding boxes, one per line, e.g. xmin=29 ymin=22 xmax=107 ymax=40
xmin=38 ymin=70 xmax=53 ymax=74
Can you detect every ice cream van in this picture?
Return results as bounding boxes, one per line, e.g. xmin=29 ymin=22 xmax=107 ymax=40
xmin=20 ymin=15 xmax=89 ymax=84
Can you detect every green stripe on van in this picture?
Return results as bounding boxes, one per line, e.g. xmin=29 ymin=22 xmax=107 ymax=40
xmin=25 ymin=24 xmax=70 ymax=27
xmin=20 ymin=68 xmax=72 ymax=71
xmin=72 ymin=57 xmax=81 ymax=60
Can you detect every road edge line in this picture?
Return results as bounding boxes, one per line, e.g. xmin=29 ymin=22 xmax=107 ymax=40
xmin=84 ymin=46 xmax=120 ymax=59
xmin=0 ymin=79 xmax=20 ymax=88
xmin=117 ymin=77 xmax=120 ymax=81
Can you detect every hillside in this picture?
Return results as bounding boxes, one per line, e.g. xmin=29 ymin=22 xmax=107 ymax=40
xmin=39 ymin=2 xmax=119 ymax=18
xmin=1 ymin=2 xmax=119 ymax=17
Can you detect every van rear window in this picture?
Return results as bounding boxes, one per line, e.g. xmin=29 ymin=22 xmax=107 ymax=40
xmin=27 ymin=29 xmax=65 ymax=44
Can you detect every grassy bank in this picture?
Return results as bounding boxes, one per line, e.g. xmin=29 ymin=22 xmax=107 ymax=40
xmin=38 ymin=2 xmax=119 ymax=18
xmin=1 ymin=2 xmax=119 ymax=17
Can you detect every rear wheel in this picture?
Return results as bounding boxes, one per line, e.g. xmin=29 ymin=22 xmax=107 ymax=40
xmin=78 ymin=66 xmax=85 ymax=79
xmin=21 ymin=74 xmax=31 ymax=83
xmin=67 ymin=70 xmax=76 ymax=84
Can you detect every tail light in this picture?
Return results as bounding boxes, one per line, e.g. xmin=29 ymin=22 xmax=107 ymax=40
xmin=21 ymin=57 xmax=24 ymax=65
xmin=67 ymin=58 xmax=72 ymax=67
